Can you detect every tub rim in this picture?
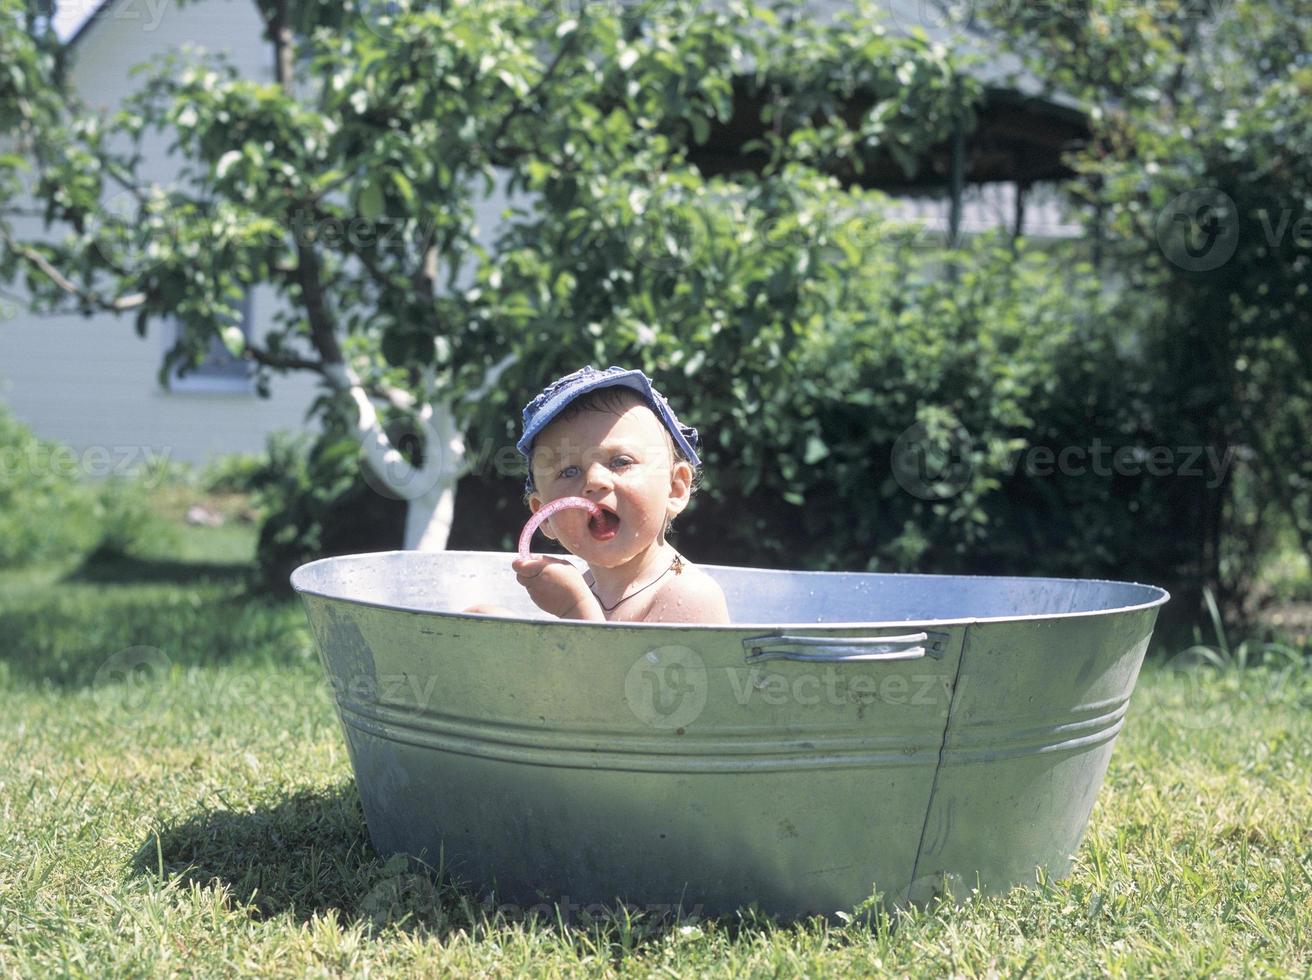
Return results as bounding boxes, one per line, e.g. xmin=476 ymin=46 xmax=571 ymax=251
xmin=290 ymin=549 xmax=1171 ymax=632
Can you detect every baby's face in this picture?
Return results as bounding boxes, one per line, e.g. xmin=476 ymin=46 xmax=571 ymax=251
xmin=529 ymin=401 xmax=693 ymax=566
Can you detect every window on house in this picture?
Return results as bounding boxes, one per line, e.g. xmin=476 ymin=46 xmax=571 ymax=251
xmin=164 ymin=292 xmax=256 ymax=395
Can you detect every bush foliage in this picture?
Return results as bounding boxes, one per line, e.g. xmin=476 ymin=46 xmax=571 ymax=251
xmin=0 ymin=405 xmax=100 ymax=566
xmin=0 ymin=405 xmax=170 ymax=567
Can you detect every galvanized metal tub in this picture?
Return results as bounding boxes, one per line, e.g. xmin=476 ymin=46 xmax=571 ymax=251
xmin=291 ymin=549 xmax=1168 ymax=919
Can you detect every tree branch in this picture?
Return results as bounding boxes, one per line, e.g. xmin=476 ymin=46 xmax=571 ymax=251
xmin=364 ymin=380 xmax=418 ymax=411
xmin=486 ymin=30 xmax=577 ymax=154
xmin=304 ymin=201 xmax=434 ymax=309
xmin=294 ymin=238 xmax=345 ymax=364
xmin=243 ymin=339 xmax=326 ymax=374
xmin=0 ymin=226 xmax=146 ymax=312
xmin=262 ymin=0 xmax=295 ymax=97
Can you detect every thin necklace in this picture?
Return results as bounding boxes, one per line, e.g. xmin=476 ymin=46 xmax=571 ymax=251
xmin=590 ymin=553 xmax=684 ymax=612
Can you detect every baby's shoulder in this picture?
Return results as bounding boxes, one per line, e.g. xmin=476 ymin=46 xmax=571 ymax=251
xmin=647 ymin=558 xmax=730 ymax=624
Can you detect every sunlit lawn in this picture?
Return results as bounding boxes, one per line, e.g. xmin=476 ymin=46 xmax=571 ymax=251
xmin=1 ymin=491 xmax=1309 ymax=977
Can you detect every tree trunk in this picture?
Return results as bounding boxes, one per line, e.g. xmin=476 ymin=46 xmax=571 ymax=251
xmin=323 ymin=353 xmax=516 ymax=552
xmin=404 ymin=481 xmax=459 ymax=552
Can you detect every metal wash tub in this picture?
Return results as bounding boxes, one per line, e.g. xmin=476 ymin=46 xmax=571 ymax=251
xmin=291 ymin=550 xmax=1168 ymax=919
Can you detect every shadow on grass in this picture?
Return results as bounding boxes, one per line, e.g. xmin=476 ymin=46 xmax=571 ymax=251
xmin=132 ymin=783 xmax=737 ymax=947
xmin=62 ymin=550 xmax=256 ymax=587
xmin=2 ymin=554 xmax=305 ymax=689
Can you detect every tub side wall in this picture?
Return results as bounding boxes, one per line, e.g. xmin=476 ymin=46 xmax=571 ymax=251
xmin=294 ymin=551 xmax=1168 ymax=626
xmin=301 ymin=584 xmax=972 ymax=918
xmin=908 ymin=606 xmax=1160 ymax=902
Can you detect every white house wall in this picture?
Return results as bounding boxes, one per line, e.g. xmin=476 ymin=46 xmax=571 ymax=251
xmin=1 ymin=0 xmax=1077 ymax=471
xmin=0 ymin=0 xmax=520 ymax=470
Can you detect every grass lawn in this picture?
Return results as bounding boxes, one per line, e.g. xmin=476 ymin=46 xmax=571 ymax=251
xmin=1 ymin=490 xmax=1309 ymax=977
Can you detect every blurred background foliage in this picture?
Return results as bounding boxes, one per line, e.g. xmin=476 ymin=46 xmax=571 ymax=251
xmin=2 ymin=0 xmax=1309 ymax=645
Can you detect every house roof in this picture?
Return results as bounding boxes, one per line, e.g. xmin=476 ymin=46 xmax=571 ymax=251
xmin=61 ymin=0 xmax=112 ymax=49
xmin=64 ymin=0 xmax=1087 ymax=189
xmin=686 ymin=75 xmax=1089 ymax=192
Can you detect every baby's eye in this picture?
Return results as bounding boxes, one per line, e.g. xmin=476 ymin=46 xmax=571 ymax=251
xmin=612 ymin=456 xmax=633 ymax=469
xmin=558 ymin=464 xmax=580 ymax=479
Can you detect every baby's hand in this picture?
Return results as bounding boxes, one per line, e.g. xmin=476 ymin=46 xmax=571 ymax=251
xmin=511 ymin=555 xmax=603 ymax=620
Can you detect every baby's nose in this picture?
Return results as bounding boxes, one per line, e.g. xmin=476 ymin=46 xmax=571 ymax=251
xmin=583 ymin=460 xmax=614 ymax=491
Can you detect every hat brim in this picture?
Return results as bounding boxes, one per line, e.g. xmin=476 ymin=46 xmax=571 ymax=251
xmin=517 ymin=369 xmax=701 ymax=485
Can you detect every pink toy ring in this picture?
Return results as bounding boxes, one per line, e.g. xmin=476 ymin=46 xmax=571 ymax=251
xmin=517 ymin=496 xmax=603 ymax=560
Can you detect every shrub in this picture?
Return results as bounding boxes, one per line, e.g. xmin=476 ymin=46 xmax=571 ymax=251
xmin=249 ymin=415 xmax=405 ymax=597
xmin=670 ymin=232 xmax=1114 ymax=577
xmin=0 ymin=405 xmax=100 ymax=566
xmin=88 ymin=475 xmax=178 ymax=561
xmin=199 ymin=451 xmax=267 ymax=495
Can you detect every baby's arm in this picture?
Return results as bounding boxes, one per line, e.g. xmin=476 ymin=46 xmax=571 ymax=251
xmin=512 ymin=555 xmax=606 ymax=620
xmin=461 ymin=603 xmax=517 ymax=616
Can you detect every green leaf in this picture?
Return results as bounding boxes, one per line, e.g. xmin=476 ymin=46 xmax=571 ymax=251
xmin=220 ymin=325 xmax=246 ymax=357
xmin=389 ymin=170 xmax=416 ymax=208
xmin=215 ymin=150 xmax=242 ymax=180
xmin=357 ymin=178 xmax=385 ymax=221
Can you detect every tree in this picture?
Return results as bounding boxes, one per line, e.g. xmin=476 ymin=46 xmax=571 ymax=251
xmin=0 ymin=0 xmax=979 ymax=550
xmin=969 ymin=0 xmax=1312 ymax=622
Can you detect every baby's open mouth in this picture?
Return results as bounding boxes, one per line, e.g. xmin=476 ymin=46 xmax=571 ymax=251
xmin=588 ymin=507 xmax=620 ymax=540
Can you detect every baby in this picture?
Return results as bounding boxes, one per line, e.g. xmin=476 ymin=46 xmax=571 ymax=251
xmin=464 ymin=365 xmax=731 ymax=624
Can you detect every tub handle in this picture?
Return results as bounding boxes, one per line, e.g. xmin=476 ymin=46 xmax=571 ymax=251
xmin=743 ymin=631 xmax=946 ymax=663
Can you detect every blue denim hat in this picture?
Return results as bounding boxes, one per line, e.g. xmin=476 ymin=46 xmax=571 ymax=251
xmin=518 ymin=365 xmax=701 ymax=493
